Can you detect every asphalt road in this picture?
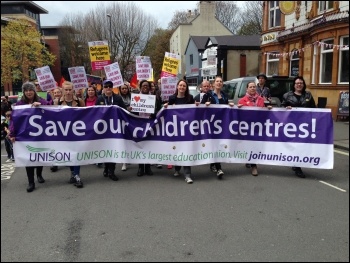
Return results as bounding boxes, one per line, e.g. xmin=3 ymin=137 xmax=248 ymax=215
xmin=1 ymin=143 xmax=349 ymax=262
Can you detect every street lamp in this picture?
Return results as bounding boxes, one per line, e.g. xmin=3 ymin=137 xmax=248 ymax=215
xmin=106 ymin=14 xmax=112 ymax=58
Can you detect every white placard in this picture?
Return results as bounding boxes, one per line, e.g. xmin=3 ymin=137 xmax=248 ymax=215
xmin=136 ymin=56 xmax=152 ymax=80
xmin=130 ymin=93 xmax=156 ymax=114
xmin=161 ymin=77 xmax=177 ymax=101
xmin=68 ymin=66 xmax=89 ymax=90
xmin=34 ymin=66 xmax=56 ymax=91
xmin=104 ymin=62 xmax=124 ymax=87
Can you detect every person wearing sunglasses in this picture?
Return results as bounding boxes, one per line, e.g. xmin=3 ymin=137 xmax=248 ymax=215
xmin=96 ymin=80 xmax=127 ymax=181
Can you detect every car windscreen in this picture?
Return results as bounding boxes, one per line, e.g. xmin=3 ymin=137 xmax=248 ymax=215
xmin=266 ymin=79 xmax=294 ymax=104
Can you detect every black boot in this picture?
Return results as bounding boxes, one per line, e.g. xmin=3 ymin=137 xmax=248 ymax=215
xmin=137 ymin=164 xmax=144 ymax=177
xmin=108 ymin=169 xmax=119 ymax=181
xmin=37 ymin=174 xmax=45 ymax=183
xmin=27 ymin=183 xmax=35 ymax=192
xmin=103 ymin=167 xmax=108 ymax=177
xmin=145 ymin=164 xmax=153 ymax=176
xmin=295 ymin=168 xmax=305 ymax=178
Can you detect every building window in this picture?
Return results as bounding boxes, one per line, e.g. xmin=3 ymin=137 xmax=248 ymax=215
xmin=266 ymin=52 xmax=279 ymax=76
xmin=289 ymin=50 xmax=300 ymax=77
xmin=338 ymin=36 xmax=349 ymax=84
xmin=318 ymin=1 xmax=334 ymax=13
xmin=190 ymin=54 xmax=193 ymax=65
xmin=320 ymin=39 xmax=333 ymax=83
xmin=269 ymin=1 xmax=281 ymax=28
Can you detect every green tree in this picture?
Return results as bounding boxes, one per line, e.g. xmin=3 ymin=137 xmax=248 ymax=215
xmin=1 ymin=19 xmax=56 ymax=85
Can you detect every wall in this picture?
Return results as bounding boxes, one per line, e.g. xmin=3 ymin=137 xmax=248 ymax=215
xmin=170 ymin=2 xmax=232 ymax=77
xmin=44 ymin=36 xmax=61 ymax=82
xmin=226 ymin=50 xmax=260 ymax=80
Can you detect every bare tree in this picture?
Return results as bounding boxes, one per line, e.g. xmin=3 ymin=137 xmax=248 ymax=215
xmin=167 ymin=10 xmax=189 ymax=30
xmin=237 ymin=1 xmax=263 ymax=35
xmin=58 ymin=2 xmax=158 ymax=80
xmin=215 ymin=1 xmax=241 ymax=34
xmin=167 ymin=2 xmax=242 ymax=34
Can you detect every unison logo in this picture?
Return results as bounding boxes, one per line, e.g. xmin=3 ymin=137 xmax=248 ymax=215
xmin=26 ymin=145 xmax=71 ymax=163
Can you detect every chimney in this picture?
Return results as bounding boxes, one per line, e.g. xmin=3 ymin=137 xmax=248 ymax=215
xmin=187 ymin=10 xmax=192 ymax=18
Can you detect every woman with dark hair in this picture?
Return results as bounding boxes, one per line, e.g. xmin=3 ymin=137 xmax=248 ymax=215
xmin=84 ymin=85 xmax=98 ymax=106
xmin=134 ymin=80 xmax=162 ymax=177
xmin=281 ymin=76 xmax=316 ymax=178
xmin=8 ymin=82 xmax=50 ymax=192
xmin=118 ymin=83 xmax=131 ymax=171
xmin=164 ymin=79 xmax=195 ymax=183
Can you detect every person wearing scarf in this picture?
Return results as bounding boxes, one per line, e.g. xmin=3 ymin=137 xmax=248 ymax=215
xmin=237 ymin=81 xmax=272 ymax=176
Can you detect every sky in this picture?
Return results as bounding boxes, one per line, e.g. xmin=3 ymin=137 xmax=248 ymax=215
xmin=34 ymin=1 xmax=199 ymax=29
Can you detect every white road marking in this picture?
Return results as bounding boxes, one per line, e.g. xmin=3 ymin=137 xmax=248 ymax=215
xmin=1 ymin=163 xmax=15 ymax=180
xmin=334 ymin=149 xmax=349 ymax=156
xmin=319 ymin=180 xmax=347 ymax=192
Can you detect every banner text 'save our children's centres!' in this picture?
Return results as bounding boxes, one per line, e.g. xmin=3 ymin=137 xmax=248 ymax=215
xmin=12 ymin=105 xmax=333 ymax=169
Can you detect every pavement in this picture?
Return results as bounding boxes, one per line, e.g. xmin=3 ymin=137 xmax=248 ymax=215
xmin=1 ymin=120 xmax=349 ymax=151
xmin=333 ymin=120 xmax=349 ymax=151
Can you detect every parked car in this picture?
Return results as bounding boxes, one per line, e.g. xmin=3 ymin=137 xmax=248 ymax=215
xmin=222 ymin=76 xmax=294 ymax=107
xmin=189 ymin=86 xmax=200 ymax=97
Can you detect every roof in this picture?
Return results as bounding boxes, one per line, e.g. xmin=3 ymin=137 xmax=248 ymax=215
xmin=190 ymin=36 xmax=211 ymax=50
xmin=206 ymin=35 xmax=261 ymax=49
xmin=1 ymin=1 xmax=48 ymax=14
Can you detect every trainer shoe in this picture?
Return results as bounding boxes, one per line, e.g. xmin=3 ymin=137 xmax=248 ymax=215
xmin=6 ymin=159 xmax=12 ymax=163
xmin=121 ymin=163 xmax=127 ymax=171
xmin=217 ymin=169 xmax=224 ymax=179
xmin=156 ymin=164 xmax=163 ymax=169
xmin=174 ymin=171 xmax=180 ymax=177
xmin=167 ymin=165 xmax=173 ymax=169
xmin=210 ymin=166 xmax=217 ymax=173
xmin=74 ymin=175 xmax=83 ymax=188
xmin=185 ymin=177 xmax=193 ymax=184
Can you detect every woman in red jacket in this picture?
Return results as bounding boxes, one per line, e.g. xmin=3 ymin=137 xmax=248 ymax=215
xmin=237 ymin=81 xmax=272 ymax=176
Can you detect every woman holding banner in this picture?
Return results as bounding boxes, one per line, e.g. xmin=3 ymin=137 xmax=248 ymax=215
xmin=281 ymin=76 xmax=316 ymax=178
xmin=237 ymin=81 xmax=272 ymax=176
xmin=201 ymin=76 xmax=234 ymax=179
xmin=55 ymin=81 xmax=85 ymax=188
xmin=164 ymin=79 xmax=195 ymax=184
xmin=96 ymin=80 xmax=126 ymax=181
xmin=118 ymin=83 xmax=132 ymax=171
xmin=8 ymin=82 xmax=50 ymax=192
xmin=134 ymin=80 xmax=162 ymax=177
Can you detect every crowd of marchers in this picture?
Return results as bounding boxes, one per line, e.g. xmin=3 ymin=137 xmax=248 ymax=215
xmin=4 ymin=74 xmax=316 ymax=192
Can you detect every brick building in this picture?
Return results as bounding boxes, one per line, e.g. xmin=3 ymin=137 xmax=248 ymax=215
xmin=260 ymin=1 xmax=349 ymax=119
xmin=1 ymin=1 xmax=61 ymax=95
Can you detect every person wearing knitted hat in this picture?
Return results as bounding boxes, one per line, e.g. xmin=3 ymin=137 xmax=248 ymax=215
xmin=8 ymin=82 xmax=51 ymax=192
